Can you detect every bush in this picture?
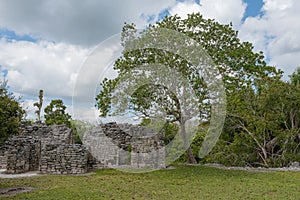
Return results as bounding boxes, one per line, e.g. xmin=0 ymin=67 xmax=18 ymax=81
xmin=0 ymin=81 xmax=25 ymax=144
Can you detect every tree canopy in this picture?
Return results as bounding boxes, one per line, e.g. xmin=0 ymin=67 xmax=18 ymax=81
xmin=96 ymin=13 xmax=282 ymax=164
xmin=0 ymin=80 xmax=25 ymax=144
xmin=289 ymin=66 xmax=300 ymax=85
xmin=208 ymin=74 xmax=300 ymax=167
xmin=44 ymin=99 xmax=71 ymax=127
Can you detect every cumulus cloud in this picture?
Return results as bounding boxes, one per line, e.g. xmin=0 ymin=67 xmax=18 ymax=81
xmin=239 ymin=0 xmax=300 ymax=78
xmin=0 ymin=36 xmax=123 ymax=122
xmin=0 ymin=0 xmax=176 ymax=47
xmin=1 ymin=0 xmax=300 ymax=122
xmin=72 ymin=35 xmax=123 ymax=123
xmin=0 ymin=39 xmax=90 ymax=99
xmin=69 ymin=105 xmax=100 ymax=124
xmin=169 ymin=0 xmax=247 ymax=28
xmin=21 ymin=98 xmax=52 ymax=121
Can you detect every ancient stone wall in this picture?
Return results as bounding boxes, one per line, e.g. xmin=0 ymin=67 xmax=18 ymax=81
xmin=5 ymin=137 xmax=41 ymax=174
xmin=83 ymin=127 xmax=121 ymax=167
xmin=40 ymin=144 xmax=88 ymax=174
xmin=0 ymin=146 xmax=7 ymax=169
xmin=20 ymin=123 xmax=74 ymax=145
xmin=84 ymin=122 xmax=166 ymax=169
xmin=2 ymin=122 xmax=166 ymax=174
xmin=87 ymin=152 xmax=106 ymax=170
xmin=3 ymin=123 xmax=76 ymax=174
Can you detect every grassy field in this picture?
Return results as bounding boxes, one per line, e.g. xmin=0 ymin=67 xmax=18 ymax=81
xmin=0 ymin=165 xmax=300 ymax=199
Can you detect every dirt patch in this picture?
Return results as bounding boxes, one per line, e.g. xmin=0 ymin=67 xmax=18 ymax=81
xmin=0 ymin=169 xmax=39 ymax=178
xmin=0 ymin=187 xmax=34 ymax=197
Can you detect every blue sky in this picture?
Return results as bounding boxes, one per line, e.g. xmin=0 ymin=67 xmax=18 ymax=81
xmin=0 ymin=0 xmax=299 ymax=122
xmin=243 ymin=0 xmax=264 ymax=18
xmin=0 ymin=29 xmax=37 ymax=43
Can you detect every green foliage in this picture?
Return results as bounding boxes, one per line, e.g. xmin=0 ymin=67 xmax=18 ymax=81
xmin=190 ymin=122 xmax=209 ymax=163
xmin=44 ymin=99 xmax=71 ymax=127
xmin=0 ymin=80 xmax=25 ymax=144
xmin=140 ymin=118 xmax=186 ymax=163
xmin=127 ymin=144 xmax=132 ymax=152
xmin=206 ymin=133 xmax=258 ymax=167
xmin=96 ymin=14 xmax=280 ymax=164
xmin=70 ymin=120 xmax=94 ymax=144
xmin=156 ymin=14 xmax=281 ymax=90
xmin=208 ymin=77 xmax=300 ymax=167
xmin=289 ymin=66 xmax=300 ymax=85
xmin=140 ymin=118 xmax=179 ymax=145
xmin=162 ymin=122 xmax=179 ymax=145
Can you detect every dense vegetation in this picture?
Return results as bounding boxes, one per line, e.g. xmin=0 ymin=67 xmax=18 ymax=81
xmin=0 ymin=13 xmax=299 ymax=167
xmin=206 ymin=76 xmax=300 ymax=167
xmin=96 ymin=14 xmax=299 ymax=167
xmin=0 ymin=87 xmax=84 ymax=144
xmin=0 ymin=81 xmax=25 ymax=144
xmin=44 ymin=99 xmax=72 ymax=127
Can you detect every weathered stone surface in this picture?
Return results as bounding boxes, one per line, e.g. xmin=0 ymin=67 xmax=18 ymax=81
xmin=290 ymin=161 xmax=300 ymax=168
xmin=20 ymin=123 xmax=74 ymax=145
xmin=2 ymin=122 xmax=166 ymax=174
xmin=0 ymin=146 xmax=7 ymax=169
xmin=84 ymin=122 xmax=166 ymax=169
xmin=5 ymin=137 xmax=41 ymax=174
xmin=2 ymin=123 xmax=78 ymax=174
xmin=40 ymin=144 xmax=88 ymax=174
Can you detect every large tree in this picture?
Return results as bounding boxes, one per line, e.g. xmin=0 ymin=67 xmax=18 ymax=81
xmin=212 ymin=76 xmax=300 ymax=167
xmin=44 ymin=99 xmax=71 ymax=127
xmin=289 ymin=66 xmax=300 ymax=85
xmin=96 ymin=14 xmax=280 ymax=164
xmin=0 ymin=80 xmax=25 ymax=144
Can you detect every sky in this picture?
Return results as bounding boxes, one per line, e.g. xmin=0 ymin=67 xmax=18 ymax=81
xmin=0 ymin=0 xmax=299 ymax=123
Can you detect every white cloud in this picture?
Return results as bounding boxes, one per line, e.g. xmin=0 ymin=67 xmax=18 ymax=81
xmin=21 ymin=99 xmax=37 ymax=120
xmin=169 ymin=0 xmax=247 ymax=28
xmin=169 ymin=0 xmax=202 ymax=19
xmin=0 ymin=36 xmax=123 ymax=123
xmin=0 ymin=39 xmax=90 ymax=99
xmin=70 ymin=105 xmax=100 ymax=124
xmin=263 ymin=0 xmax=293 ymax=11
xmin=2 ymin=0 xmax=300 ymax=122
xmin=21 ymin=98 xmax=53 ymax=121
xmin=0 ymin=0 xmax=176 ymax=47
xmin=239 ymin=0 xmax=300 ymax=78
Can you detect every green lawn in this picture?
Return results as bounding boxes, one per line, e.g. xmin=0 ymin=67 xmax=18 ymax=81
xmin=1 ymin=165 xmax=300 ymax=199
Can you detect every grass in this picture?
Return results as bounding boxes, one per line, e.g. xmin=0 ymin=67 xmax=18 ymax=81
xmin=0 ymin=165 xmax=300 ymax=199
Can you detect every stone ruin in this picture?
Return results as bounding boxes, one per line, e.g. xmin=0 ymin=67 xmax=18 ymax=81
xmin=0 ymin=146 xmax=7 ymax=169
xmin=84 ymin=122 xmax=165 ymax=169
xmin=0 ymin=122 xmax=166 ymax=174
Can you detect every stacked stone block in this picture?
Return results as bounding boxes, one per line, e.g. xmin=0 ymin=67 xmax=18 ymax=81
xmin=4 ymin=137 xmax=41 ymax=174
xmin=20 ymin=123 xmax=74 ymax=145
xmin=83 ymin=127 xmax=120 ymax=167
xmin=40 ymin=144 xmax=88 ymax=174
xmin=84 ymin=122 xmax=166 ymax=169
xmin=2 ymin=123 xmax=79 ymax=174
xmin=2 ymin=122 xmax=166 ymax=174
xmin=0 ymin=146 xmax=7 ymax=169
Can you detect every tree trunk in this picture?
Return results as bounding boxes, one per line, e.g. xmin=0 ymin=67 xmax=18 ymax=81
xmin=186 ymin=146 xmax=197 ymax=164
xmin=180 ymin=121 xmax=197 ymax=164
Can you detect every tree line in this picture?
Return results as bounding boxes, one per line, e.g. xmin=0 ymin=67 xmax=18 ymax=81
xmin=0 ymin=87 xmax=84 ymax=144
xmin=1 ymin=13 xmax=299 ymax=167
xmin=96 ymin=13 xmax=300 ymax=167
